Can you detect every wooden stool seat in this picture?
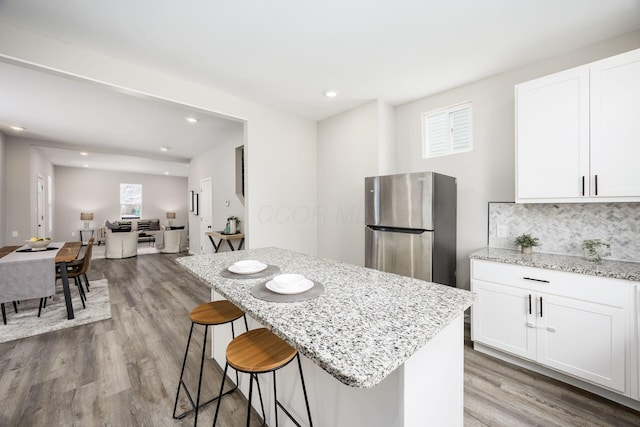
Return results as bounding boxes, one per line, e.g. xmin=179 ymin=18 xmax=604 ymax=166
xmin=190 ymin=300 xmax=244 ymax=326
xmin=227 ymin=328 xmax=297 ymax=373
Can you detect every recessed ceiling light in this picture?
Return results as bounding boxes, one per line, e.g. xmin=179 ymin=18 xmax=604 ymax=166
xmin=83 ymin=164 xmax=89 ymax=168
xmin=164 ymin=172 xmax=169 ymax=175
xmin=185 ymin=116 xmax=199 ymax=124
xmin=323 ymin=90 xmax=338 ymax=98
xmin=80 ymin=152 xmax=89 ymax=156
xmin=160 ymin=146 xmax=169 ymax=152
xmin=9 ymin=125 xmax=25 ymax=131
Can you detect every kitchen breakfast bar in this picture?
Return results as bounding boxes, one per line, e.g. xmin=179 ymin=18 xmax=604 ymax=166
xmin=177 ymin=247 xmax=475 ymax=426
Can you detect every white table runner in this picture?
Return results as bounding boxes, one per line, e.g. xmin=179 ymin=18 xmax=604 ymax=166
xmin=0 ymin=242 xmax=62 ymax=304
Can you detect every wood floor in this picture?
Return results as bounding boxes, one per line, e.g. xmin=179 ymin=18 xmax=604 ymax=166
xmin=0 ymin=253 xmax=638 ymax=427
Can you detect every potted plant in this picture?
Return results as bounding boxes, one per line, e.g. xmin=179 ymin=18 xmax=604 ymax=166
xmin=226 ymin=216 xmax=241 ymax=234
xmin=514 ymin=233 xmax=539 ymax=254
xmin=582 ymin=239 xmax=611 ymax=262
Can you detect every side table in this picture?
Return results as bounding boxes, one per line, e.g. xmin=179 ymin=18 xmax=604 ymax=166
xmin=205 ymin=231 xmax=245 ymax=253
xmin=79 ymin=229 xmax=95 ymax=246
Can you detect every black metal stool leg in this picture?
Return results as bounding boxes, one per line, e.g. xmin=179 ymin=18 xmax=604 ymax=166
xmin=1 ymin=303 xmax=6 ymax=325
xmin=193 ymin=324 xmax=209 ymax=426
xmin=254 ymin=374 xmax=266 ymax=425
xmin=297 ymin=354 xmax=313 ymax=427
xmin=212 ymin=362 xmax=229 ymax=426
xmin=38 ymin=298 xmax=45 ymax=317
xmin=83 ymin=273 xmax=90 ymax=292
xmin=12 ymin=301 xmax=18 ymax=313
xmin=173 ymin=323 xmax=195 ymax=419
xmin=246 ymin=372 xmax=253 ymax=427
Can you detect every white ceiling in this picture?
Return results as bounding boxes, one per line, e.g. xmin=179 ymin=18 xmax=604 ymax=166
xmin=0 ymin=0 xmax=639 ymax=174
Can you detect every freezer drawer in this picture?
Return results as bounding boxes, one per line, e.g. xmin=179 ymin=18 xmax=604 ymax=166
xmin=365 ymin=226 xmax=433 ymax=282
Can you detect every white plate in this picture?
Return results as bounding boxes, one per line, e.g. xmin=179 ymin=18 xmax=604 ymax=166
xmin=266 ymin=278 xmax=314 ymax=295
xmin=228 ymin=262 xmax=268 ymax=274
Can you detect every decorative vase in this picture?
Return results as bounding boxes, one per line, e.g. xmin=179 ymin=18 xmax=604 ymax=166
xmin=228 ymin=220 xmax=237 ymax=234
xmin=521 ymin=246 xmax=532 ymax=255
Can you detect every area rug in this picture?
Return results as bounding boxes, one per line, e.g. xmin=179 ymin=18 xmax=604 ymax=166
xmin=0 ymin=279 xmax=112 ymax=344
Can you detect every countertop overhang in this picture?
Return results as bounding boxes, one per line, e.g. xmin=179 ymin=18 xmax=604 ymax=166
xmin=470 ymin=247 xmax=640 ymax=282
xmin=177 ymin=247 xmax=474 ymax=388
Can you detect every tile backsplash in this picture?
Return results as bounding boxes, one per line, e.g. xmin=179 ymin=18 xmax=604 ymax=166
xmin=488 ymin=202 xmax=640 ymax=262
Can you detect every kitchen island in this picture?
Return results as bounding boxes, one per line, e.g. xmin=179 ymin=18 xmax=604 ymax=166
xmin=177 ymin=247 xmax=475 ymax=426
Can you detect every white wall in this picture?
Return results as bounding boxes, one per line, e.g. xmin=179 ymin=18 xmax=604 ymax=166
xmin=0 ymin=132 xmax=5 ymax=246
xmin=4 ymin=137 xmax=30 ymax=244
xmin=317 ymin=100 xmax=393 ymax=265
xmin=0 ymin=23 xmax=318 ymax=255
xmin=394 ymin=31 xmax=640 ymax=290
xmin=54 ymin=166 xmax=187 ymax=241
xmin=189 ymin=132 xmax=245 ymax=254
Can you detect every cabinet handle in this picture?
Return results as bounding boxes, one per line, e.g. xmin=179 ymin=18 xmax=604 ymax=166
xmin=528 ymin=294 xmax=532 ymax=314
xmin=523 ymin=277 xmax=550 ymax=284
xmin=539 ymin=296 xmax=543 ymax=317
xmin=581 ymin=176 xmax=585 ymax=196
xmin=595 ymin=174 xmax=598 ymax=196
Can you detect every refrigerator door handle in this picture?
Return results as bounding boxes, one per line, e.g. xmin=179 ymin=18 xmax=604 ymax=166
xmin=366 ymin=225 xmax=429 ymax=234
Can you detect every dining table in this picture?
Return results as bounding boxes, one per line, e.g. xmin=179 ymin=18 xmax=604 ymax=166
xmin=0 ymin=241 xmax=82 ymax=320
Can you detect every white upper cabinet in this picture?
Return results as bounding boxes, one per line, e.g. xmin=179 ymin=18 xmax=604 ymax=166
xmin=590 ymin=50 xmax=640 ymax=197
xmin=515 ymin=48 xmax=640 ymax=203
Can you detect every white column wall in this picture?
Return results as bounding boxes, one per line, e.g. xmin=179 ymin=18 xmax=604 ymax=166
xmin=0 ymin=131 xmax=5 ymax=247
xmin=317 ymin=101 xmax=382 ymax=266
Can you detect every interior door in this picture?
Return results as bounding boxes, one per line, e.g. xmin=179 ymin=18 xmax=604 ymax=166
xmin=36 ymin=175 xmax=45 ymax=238
xmin=200 ymin=178 xmax=213 ymax=254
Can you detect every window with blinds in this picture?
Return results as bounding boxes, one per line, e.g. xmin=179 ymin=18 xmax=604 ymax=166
xmin=422 ymin=102 xmax=473 ymax=158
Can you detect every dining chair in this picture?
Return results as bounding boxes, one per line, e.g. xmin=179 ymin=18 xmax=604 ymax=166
xmin=39 ymin=239 xmax=95 ymax=316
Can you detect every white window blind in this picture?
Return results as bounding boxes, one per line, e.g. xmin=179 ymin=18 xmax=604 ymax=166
xmin=422 ymin=102 xmax=473 ymax=158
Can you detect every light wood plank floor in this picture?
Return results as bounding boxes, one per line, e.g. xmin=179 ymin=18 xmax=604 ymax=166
xmin=0 ymin=253 xmax=638 ymax=426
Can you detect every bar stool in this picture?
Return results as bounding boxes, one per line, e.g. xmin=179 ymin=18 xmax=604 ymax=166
xmin=213 ymin=327 xmax=313 ymax=427
xmin=173 ymin=300 xmax=248 ymax=426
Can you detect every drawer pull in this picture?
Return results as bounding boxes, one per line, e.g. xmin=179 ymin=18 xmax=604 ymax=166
xmin=523 ymin=277 xmax=550 ymax=284
xmin=528 ymin=294 xmax=532 ymax=315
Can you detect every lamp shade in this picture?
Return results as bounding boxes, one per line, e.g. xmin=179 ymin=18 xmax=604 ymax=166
xmin=166 ymin=212 xmax=176 ymax=219
xmin=80 ymin=212 xmax=94 ymax=221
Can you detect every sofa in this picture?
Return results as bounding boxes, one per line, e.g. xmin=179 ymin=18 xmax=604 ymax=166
xmin=101 ymin=218 xmax=164 ymax=258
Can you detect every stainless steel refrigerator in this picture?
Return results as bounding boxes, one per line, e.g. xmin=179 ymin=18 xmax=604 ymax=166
xmin=364 ymin=171 xmax=457 ymax=286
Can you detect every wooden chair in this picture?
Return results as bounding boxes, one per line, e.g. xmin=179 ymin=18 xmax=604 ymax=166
xmin=39 ymin=238 xmax=95 ymax=316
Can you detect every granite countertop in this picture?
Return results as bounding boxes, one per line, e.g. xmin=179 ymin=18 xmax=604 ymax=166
xmin=177 ymin=247 xmax=474 ymax=389
xmin=469 ymin=247 xmax=640 ymax=282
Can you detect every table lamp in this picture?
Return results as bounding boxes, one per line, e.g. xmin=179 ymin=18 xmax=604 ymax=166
xmin=80 ymin=212 xmax=93 ymax=230
xmin=166 ymin=211 xmax=176 ymax=226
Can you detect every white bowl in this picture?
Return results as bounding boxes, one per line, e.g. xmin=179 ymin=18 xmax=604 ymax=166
xmin=25 ymin=239 xmax=51 ymax=250
xmin=233 ymin=260 xmax=262 ymax=270
xmin=266 ymin=278 xmax=314 ymax=294
xmin=228 ymin=260 xmax=267 ymax=274
xmin=271 ymin=273 xmax=306 ymax=288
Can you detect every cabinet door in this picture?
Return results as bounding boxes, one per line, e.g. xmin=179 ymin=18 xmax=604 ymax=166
xmin=515 ymin=66 xmax=590 ymax=201
xmin=471 ymin=280 xmax=536 ymax=361
xmin=591 ymin=48 xmax=640 ymax=198
xmin=536 ymin=293 xmax=627 ymax=393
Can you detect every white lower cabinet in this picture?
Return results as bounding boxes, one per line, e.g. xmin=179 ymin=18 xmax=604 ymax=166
xmin=471 ymin=259 xmax=635 ymax=396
